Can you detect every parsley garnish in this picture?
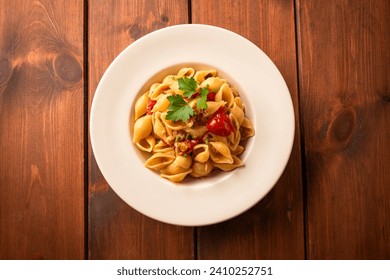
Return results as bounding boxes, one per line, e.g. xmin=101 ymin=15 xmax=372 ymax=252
xmin=178 ymin=77 xmax=198 ymax=98
xmin=197 ymin=86 xmax=209 ymax=110
xmin=165 ymin=78 xmax=210 ymax=122
xmin=166 ymin=95 xmax=195 ymax=122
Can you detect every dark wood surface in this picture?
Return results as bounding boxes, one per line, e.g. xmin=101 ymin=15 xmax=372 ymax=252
xmin=0 ymin=0 xmax=84 ymax=259
xmin=297 ymin=0 xmax=390 ymax=259
xmin=1 ymin=0 xmax=389 ymax=260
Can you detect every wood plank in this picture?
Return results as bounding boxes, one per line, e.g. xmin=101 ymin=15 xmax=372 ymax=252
xmin=88 ymin=0 xmax=194 ymax=259
xmin=297 ymin=0 xmax=390 ymax=259
xmin=192 ymin=0 xmax=305 ymax=259
xmin=0 ymin=0 xmax=84 ymax=259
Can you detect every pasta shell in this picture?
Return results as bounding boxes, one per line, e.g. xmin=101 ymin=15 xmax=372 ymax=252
xmin=227 ymin=114 xmax=241 ymax=150
xmin=190 ymin=161 xmax=214 ymax=178
xmin=163 ymin=156 xmax=192 ymax=174
xmin=162 ymin=118 xmax=193 ymax=130
xmin=152 ymin=112 xmax=167 ymax=140
xmin=172 ymin=155 xmax=193 ymax=169
xmin=162 ymin=75 xmax=177 ymax=85
xmin=240 ymin=117 xmax=255 ymax=140
xmin=215 ymin=83 xmax=234 ymax=108
xmin=161 ymin=156 xmax=193 ymax=183
xmin=136 ymin=135 xmax=156 ymax=152
xmin=194 ymin=69 xmax=217 ymax=83
xmin=193 ymin=144 xmax=210 ymax=163
xmin=230 ymin=102 xmax=245 ymax=126
xmin=134 ymin=91 xmax=149 ymax=120
xmin=144 ymin=153 xmax=175 ymax=171
xmin=233 ymin=96 xmax=244 ymax=109
xmin=232 ymin=87 xmax=240 ymax=97
xmin=149 ymin=83 xmax=160 ymax=92
xmin=169 ymin=81 xmax=182 ymax=96
xmin=184 ymin=126 xmax=208 ymax=138
xmin=176 ymin=67 xmax=195 ymax=78
xmin=200 ymin=77 xmax=226 ymax=92
xmin=152 ymin=94 xmax=170 ymax=113
xmin=204 ymin=101 xmax=226 ymax=116
xmin=227 ymin=128 xmax=241 ymax=151
xmin=231 ymin=145 xmax=245 ymax=156
xmin=153 ymin=140 xmax=175 ymax=155
xmin=133 ymin=115 xmax=153 ymax=143
xmin=162 ymin=114 xmax=194 ymax=130
xmin=209 ymin=142 xmax=233 ymax=164
xmin=208 ymin=134 xmax=228 ymax=144
xmin=160 ymin=169 xmax=192 ymax=183
xmin=213 ymin=155 xmax=244 ymax=171
xmin=149 ymin=83 xmax=170 ymax=100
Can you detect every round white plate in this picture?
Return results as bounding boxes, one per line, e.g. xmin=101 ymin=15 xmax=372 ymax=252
xmin=90 ymin=24 xmax=294 ymax=226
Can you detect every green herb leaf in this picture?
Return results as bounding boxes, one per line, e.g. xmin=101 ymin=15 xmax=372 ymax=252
xmin=166 ymin=95 xmax=195 ymax=122
xmin=178 ymin=77 xmax=197 ymax=98
xmin=196 ymin=86 xmax=209 ymax=109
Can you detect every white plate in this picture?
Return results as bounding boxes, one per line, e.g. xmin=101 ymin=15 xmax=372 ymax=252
xmin=90 ymin=24 xmax=294 ymax=226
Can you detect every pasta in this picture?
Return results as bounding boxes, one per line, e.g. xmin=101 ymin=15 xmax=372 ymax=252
xmin=132 ymin=67 xmax=255 ymax=183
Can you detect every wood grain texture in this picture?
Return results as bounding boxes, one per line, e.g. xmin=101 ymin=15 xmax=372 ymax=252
xmin=0 ymin=0 xmax=84 ymax=259
xmin=88 ymin=0 xmax=194 ymax=259
xmin=192 ymin=0 xmax=305 ymax=259
xmin=297 ymin=0 xmax=390 ymax=259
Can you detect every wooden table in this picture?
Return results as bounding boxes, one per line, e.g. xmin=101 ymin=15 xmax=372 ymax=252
xmin=1 ymin=0 xmax=389 ymax=260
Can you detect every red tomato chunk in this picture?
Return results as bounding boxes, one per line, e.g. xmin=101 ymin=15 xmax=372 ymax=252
xmin=206 ymin=107 xmax=234 ymax=136
xmin=146 ymin=99 xmax=157 ymax=115
xmin=207 ymin=91 xmax=216 ymax=101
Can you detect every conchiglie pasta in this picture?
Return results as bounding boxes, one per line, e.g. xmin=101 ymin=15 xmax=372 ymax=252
xmin=162 ymin=74 xmax=177 ymax=85
xmin=227 ymin=114 xmax=242 ymax=150
xmin=200 ymin=77 xmax=226 ymax=92
xmin=190 ymin=161 xmax=213 ymax=178
xmin=184 ymin=126 xmax=208 ymax=139
xmin=134 ymin=91 xmax=149 ymax=120
xmin=168 ymin=81 xmax=182 ymax=96
xmin=149 ymin=83 xmax=170 ymax=100
xmin=172 ymin=155 xmax=193 ymax=169
xmin=161 ymin=156 xmax=193 ymax=182
xmin=153 ymin=140 xmax=175 ymax=155
xmin=133 ymin=115 xmax=153 ymax=143
xmin=136 ymin=135 xmax=156 ymax=152
xmin=132 ymin=67 xmax=255 ymax=183
xmin=227 ymin=128 xmax=241 ymax=151
xmin=213 ymin=155 xmax=243 ymax=171
xmin=193 ymin=144 xmax=210 ymax=163
xmin=209 ymin=142 xmax=233 ymax=164
xmin=194 ymin=69 xmax=217 ymax=83
xmin=215 ymin=83 xmax=234 ymax=108
xmin=161 ymin=169 xmax=192 ymax=183
xmin=230 ymin=102 xmax=245 ymax=126
xmin=240 ymin=117 xmax=255 ymax=140
xmin=204 ymin=101 xmax=226 ymax=116
xmin=152 ymin=112 xmax=167 ymax=140
xmin=145 ymin=153 xmax=175 ymax=171
xmin=152 ymin=94 xmax=170 ymax=113
xmin=163 ymin=117 xmax=191 ymax=131
xmin=231 ymin=145 xmax=245 ymax=156
xmin=233 ymin=96 xmax=244 ymax=109
xmin=176 ymin=67 xmax=195 ymax=78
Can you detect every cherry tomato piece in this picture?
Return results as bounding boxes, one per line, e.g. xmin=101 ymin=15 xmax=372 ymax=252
xmin=207 ymin=91 xmax=216 ymax=101
xmin=206 ymin=107 xmax=234 ymax=136
xmin=146 ymin=99 xmax=157 ymax=115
